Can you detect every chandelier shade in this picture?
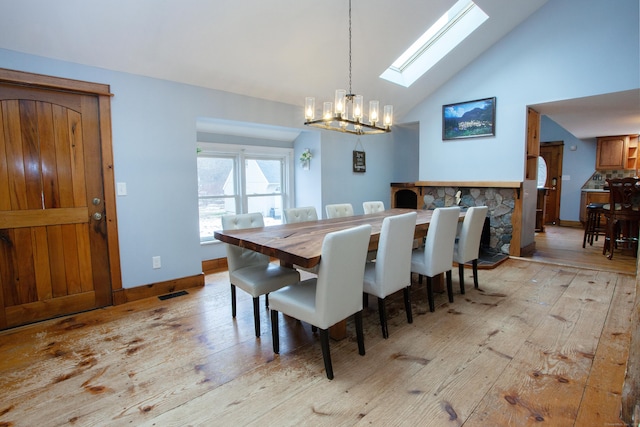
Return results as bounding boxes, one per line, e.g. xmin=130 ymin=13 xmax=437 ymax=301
xmin=304 ymin=0 xmax=393 ymax=135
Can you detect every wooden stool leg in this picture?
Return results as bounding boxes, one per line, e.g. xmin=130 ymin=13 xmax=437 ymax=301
xmin=583 ymin=209 xmax=593 ymax=248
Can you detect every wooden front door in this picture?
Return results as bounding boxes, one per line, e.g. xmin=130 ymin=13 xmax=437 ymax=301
xmin=540 ymin=142 xmax=564 ymax=225
xmin=0 ymin=77 xmax=116 ymax=329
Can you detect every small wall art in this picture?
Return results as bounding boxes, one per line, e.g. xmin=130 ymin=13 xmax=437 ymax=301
xmin=353 ymin=150 xmax=366 ymax=173
xmin=353 ymin=139 xmax=365 ymax=173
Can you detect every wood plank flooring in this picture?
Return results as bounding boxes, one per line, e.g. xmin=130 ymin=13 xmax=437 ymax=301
xmin=0 ymin=226 xmax=636 ymax=426
xmin=528 ymin=224 xmax=637 ymax=275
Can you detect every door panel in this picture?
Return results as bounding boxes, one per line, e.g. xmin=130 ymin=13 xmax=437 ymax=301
xmin=540 ymin=143 xmax=563 ymax=225
xmin=0 ymin=85 xmax=111 ymax=329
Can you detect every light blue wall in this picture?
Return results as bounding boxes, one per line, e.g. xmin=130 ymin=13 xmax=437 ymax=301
xmin=540 ymin=115 xmax=598 ymax=222
xmin=1 ymin=48 xmax=307 ymax=288
xmin=319 ymin=131 xmax=396 ymax=216
xmin=293 ymin=131 xmax=322 ymax=215
xmin=392 ymin=122 xmax=420 ymax=184
xmin=404 ymin=0 xmax=639 ymax=247
xmin=405 ymin=0 xmax=639 ymax=183
xmin=0 ymin=47 xmax=410 ymax=288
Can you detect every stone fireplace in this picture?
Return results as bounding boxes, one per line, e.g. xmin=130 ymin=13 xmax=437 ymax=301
xmin=391 ymin=182 xmax=518 ymax=255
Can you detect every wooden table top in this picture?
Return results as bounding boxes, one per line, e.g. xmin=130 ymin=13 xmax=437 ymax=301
xmin=213 ymin=208 xmax=464 ymax=268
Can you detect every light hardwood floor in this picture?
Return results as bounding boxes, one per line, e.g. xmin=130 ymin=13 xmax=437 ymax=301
xmin=0 ymin=227 xmax=636 ymax=426
xmin=528 ymin=224 xmax=637 ymax=275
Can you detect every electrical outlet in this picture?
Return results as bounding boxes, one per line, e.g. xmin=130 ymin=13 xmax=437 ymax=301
xmin=152 ymin=256 xmax=161 ymax=269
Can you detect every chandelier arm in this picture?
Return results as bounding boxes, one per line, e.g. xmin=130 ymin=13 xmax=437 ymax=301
xmin=305 ymin=118 xmax=390 ymax=135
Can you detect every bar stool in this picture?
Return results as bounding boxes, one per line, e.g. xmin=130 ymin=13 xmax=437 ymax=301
xmin=583 ymin=202 xmax=606 ymax=248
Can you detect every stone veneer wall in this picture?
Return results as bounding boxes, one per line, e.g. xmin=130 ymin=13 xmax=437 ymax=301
xmin=421 ymin=186 xmax=516 ymax=255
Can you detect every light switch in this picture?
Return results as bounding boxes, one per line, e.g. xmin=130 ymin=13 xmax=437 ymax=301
xmin=117 ymin=182 xmax=127 ymax=196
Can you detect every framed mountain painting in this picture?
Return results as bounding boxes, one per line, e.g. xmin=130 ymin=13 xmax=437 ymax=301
xmin=443 ymin=97 xmax=496 ymax=140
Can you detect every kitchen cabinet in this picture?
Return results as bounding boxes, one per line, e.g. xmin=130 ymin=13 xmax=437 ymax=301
xmin=596 ymin=135 xmax=639 ymax=170
xmin=580 ymin=190 xmax=609 ymax=224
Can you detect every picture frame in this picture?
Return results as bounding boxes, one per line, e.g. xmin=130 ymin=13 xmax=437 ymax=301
xmin=353 ymin=150 xmax=366 ymax=173
xmin=442 ymin=97 xmax=496 ymax=140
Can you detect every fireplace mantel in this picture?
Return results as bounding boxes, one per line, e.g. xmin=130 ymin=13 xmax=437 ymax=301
xmin=413 ymin=181 xmax=521 ymax=188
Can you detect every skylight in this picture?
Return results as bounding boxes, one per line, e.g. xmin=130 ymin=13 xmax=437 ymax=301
xmin=380 ymin=0 xmax=489 ymax=88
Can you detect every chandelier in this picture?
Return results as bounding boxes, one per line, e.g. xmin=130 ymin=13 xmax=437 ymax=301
xmin=304 ymin=0 xmax=393 ymax=135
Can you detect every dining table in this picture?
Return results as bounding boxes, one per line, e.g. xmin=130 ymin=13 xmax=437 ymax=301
xmin=214 ymin=208 xmax=465 ymax=339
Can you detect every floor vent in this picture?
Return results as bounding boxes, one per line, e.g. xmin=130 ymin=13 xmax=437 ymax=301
xmin=158 ymin=290 xmax=189 ymax=301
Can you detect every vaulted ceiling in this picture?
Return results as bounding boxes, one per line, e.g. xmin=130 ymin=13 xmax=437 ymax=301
xmin=1 ymin=0 xmax=637 ymax=139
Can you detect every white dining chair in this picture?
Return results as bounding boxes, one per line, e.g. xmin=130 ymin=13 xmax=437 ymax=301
xmin=283 ymin=206 xmax=318 ymax=224
xmin=221 ymin=213 xmax=300 ymax=337
xmin=325 ymin=203 xmax=354 ymax=219
xmin=269 ymin=224 xmax=372 ymax=380
xmin=363 ymin=201 xmax=385 ymax=214
xmin=453 ymin=206 xmax=488 ymax=294
xmin=411 ymin=206 xmax=461 ymax=312
xmin=283 ymin=206 xmax=320 ymax=274
xmin=363 ymin=211 xmax=417 ymax=338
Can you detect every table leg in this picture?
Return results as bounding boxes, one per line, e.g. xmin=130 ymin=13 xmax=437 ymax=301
xmin=433 ymin=273 xmax=445 ymax=292
xmin=329 ymin=320 xmax=347 ymax=340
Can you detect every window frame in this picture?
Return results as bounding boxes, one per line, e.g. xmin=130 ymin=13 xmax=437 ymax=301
xmin=197 ymin=142 xmax=295 ymax=244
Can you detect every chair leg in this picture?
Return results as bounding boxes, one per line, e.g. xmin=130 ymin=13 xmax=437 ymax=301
xmin=403 ymin=287 xmax=413 ymax=324
xmin=265 ymin=293 xmax=269 ymax=308
xmin=426 ymin=276 xmax=435 ymax=312
xmin=594 ymin=211 xmax=602 ymax=243
xmin=458 ymin=264 xmax=465 ymax=295
xmin=606 ymin=220 xmax=617 ymax=260
xmin=319 ymin=329 xmax=334 ymax=380
xmin=355 ymin=311 xmax=365 ymax=356
xmin=271 ymin=309 xmax=280 ymax=353
xmin=377 ymin=297 xmax=389 ymax=339
xmin=605 ymin=219 xmax=617 ymax=258
xmin=446 ymin=270 xmax=454 ymax=303
xmin=231 ymin=284 xmax=237 ymax=318
xmin=252 ymin=297 xmax=260 ymax=337
xmin=363 ymin=292 xmax=369 ymax=308
xmin=583 ymin=211 xmax=592 ymax=248
xmin=472 ymin=259 xmax=479 ymax=288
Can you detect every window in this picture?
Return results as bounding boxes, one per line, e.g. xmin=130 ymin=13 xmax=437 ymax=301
xmin=380 ymin=0 xmax=488 ymax=87
xmin=197 ymin=143 xmax=293 ymax=243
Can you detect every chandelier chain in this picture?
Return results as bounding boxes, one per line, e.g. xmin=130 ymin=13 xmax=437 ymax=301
xmin=348 ymin=0 xmax=352 ymax=96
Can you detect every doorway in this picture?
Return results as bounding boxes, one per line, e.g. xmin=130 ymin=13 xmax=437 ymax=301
xmin=0 ymin=69 xmax=121 ymax=329
xmin=540 ymin=142 xmax=563 ymax=225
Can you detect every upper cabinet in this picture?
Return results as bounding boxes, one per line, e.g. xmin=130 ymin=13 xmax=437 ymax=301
xmin=596 ymin=135 xmax=639 ymax=170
